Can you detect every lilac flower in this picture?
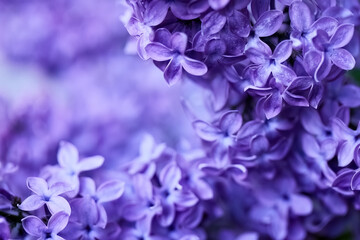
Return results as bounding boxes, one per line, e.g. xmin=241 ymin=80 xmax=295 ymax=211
xmin=41 ymin=141 xmax=104 ymax=196
xmin=289 ymin=1 xmax=338 ymax=52
xmin=122 ymin=174 xmax=162 ymax=231
xmin=61 ymin=197 xmax=121 ymax=240
xmin=156 ymin=162 xmax=198 ymax=227
xmin=332 ymin=118 xmax=360 ymax=166
xmin=145 ymin=30 xmax=208 ymax=85
xmin=312 ymin=24 xmax=356 ymax=73
xmin=125 ymin=134 xmax=166 ymax=178
xmin=247 ymin=40 xmax=296 ymax=86
xmin=22 ymin=211 xmax=69 ymax=240
xmin=18 ymin=177 xmax=71 ymax=214
xmin=79 ymin=177 xmax=125 ymax=227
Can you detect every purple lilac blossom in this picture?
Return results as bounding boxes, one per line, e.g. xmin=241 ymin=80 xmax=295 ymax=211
xmin=2 ymin=0 xmax=360 ymax=239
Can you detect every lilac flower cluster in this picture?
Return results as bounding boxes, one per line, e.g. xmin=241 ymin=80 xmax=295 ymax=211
xmin=1 ymin=0 xmax=360 ymax=239
xmin=120 ymin=0 xmax=360 ymax=239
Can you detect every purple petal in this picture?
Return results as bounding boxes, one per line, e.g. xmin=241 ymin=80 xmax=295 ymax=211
xmin=246 ymin=48 xmax=269 ymax=64
xmin=354 ymin=145 xmax=360 ymax=167
xmin=158 ymin=200 xmax=175 ymax=227
xmin=79 ymin=177 xmax=97 ymax=197
xmin=289 ymin=1 xmax=313 ymax=32
xmin=201 ymin=11 xmax=226 ymax=36
xmin=164 ymin=57 xmax=183 ymax=86
xmin=263 ymin=92 xmax=283 ymax=119
xmin=47 ymin=196 xmax=71 ymax=214
xmin=172 ymin=191 xmax=198 ymax=207
xmin=145 ymin=43 xmax=173 ymax=61
xmin=329 ymin=24 xmax=354 ymax=49
xmin=330 ymin=48 xmax=355 ymax=70
xmin=26 ymin=177 xmax=48 ymax=196
xmin=228 ymin=11 xmax=251 ymax=37
xmin=332 ymin=169 xmax=355 ymax=194
xmin=22 ymin=216 xmax=45 ymax=237
xmin=283 ymin=92 xmax=309 ymax=107
xmin=310 ymin=17 xmax=338 ymax=36
xmin=273 ymin=40 xmax=293 ymax=63
xmin=208 ymin=0 xmax=230 ymax=10
xmin=182 ymin=57 xmax=208 ymax=76
xmin=253 ymin=65 xmax=272 ymax=86
xmin=192 ymin=120 xmax=222 ymax=142
xmin=251 ymin=0 xmax=270 ymax=20
xmin=290 ymin=194 xmax=312 ymax=215
xmin=351 ymin=170 xmax=360 ymax=191
xmin=48 ymin=211 xmax=69 ymax=234
xmin=226 ymin=164 xmax=247 ymax=184
xmin=159 ymin=163 xmax=181 ymax=189
xmin=254 ymin=10 xmax=284 ymax=37
xmin=315 ymin=53 xmax=332 ymax=81
xmin=338 ymin=84 xmax=360 ymax=107
xmin=171 ymin=32 xmax=188 ymax=54
xmin=219 ymin=111 xmax=243 ymax=135
xmin=312 ymin=30 xmax=329 ymax=52
xmin=192 ymin=179 xmax=213 ymax=200
xmin=144 ymin=0 xmax=169 ymax=26
xmin=18 ymin=195 xmax=44 ymax=211
xmin=250 ymin=135 xmax=269 ymax=155
xmin=122 ymin=203 xmax=147 ymax=221
xmin=303 ymin=50 xmax=322 ymax=76
xmin=77 ymin=155 xmax=104 ymax=172
xmin=50 ymin=182 xmax=73 ymax=196
xmin=58 ymin=141 xmax=79 ymax=169
xmin=337 ymin=141 xmax=355 ymax=167
xmin=272 ymin=64 xmax=296 ymax=86
xmin=301 ymin=133 xmax=320 ymax=159
xmin=97 ymin=180 xmax=125 ymax=203
xmin=132 ymin=174 xmax=153 ymax=200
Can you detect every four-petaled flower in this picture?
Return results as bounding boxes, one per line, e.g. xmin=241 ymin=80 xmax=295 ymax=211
xmin=19 ymin=177 xmax=71 ymax=214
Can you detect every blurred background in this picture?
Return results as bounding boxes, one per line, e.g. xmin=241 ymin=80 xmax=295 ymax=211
xmin=0 ymin=0 xmax=199 ymax=196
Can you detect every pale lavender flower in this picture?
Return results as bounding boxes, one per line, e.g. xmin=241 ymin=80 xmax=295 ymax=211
xmin=18 ymin=177 xmax=71 ymax=214
xmin=22 ymin=211 xmax=69 ymax=240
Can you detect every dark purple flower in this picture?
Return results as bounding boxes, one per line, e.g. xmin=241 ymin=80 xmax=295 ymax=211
xmin=145 ymin=30 xmax=208 ymax=85
xmin=247 ymin=40 xmax=295 ymax=86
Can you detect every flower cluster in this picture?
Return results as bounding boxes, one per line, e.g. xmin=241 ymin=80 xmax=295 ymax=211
xmin=121 ymin=0 xmax=360 ymax=239
xmin=1 ymin=0 xmax=360 ymax=239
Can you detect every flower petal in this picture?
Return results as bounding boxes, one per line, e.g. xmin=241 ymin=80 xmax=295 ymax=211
xmin=263 ymin=92 xmax=283 ymax=119
xmin=182 ymin=57 xmax=208 ymax=76
xmin=22 ymin=216 xmax=45 ymax=237
xmin=47 ymin=196 xmax=71 ymax=214
xmin=58 ymin=141 xmax=79 ymax=170
xmin=338 ymin=84 xmax=360 ymax=108
xmin=48 ymin=211 xmax=69 ymax=234
xmin=164 ymin=58 xmax=183 ymax=86
xmin=201 ymin=11 xmax=227 ymax=36
xmin=290 ymin=194 xmax=313 ymax=215
xmin=145 ymin=42 xmax=173 ymax=61
xmin=18 ymin=195 xmax=44 ymax=211
xmin=192 ymin=120 xmax=222 ymax=142
xmin=208 ymin=0 xmax=230 ymax=10
xmin=171 ymin=32 xmax=188 ymax=53
xmin=97 ymin=180 xmax=125 ymax=203
xmin=289 ymin=1 xmax=313 ymax=32
xmin=79 ymin=177 xmax=97 ymax=197
xmin=330 ymin=48 xmax=355 ymax=70
xmin=26 ymin=177 xmax=48 ymax=196
xmin=329 ymin=24 xmax=354 ymax=49
xmin=77 ymin=155 xmax=104 ymax=172
xmin=228 ymin=11 xmax=251 ymax=37
xmin=143 ymin=0 xmax=169 ymax=26
xmin=273 ymin=40 xmax=293 ymax=63
xmin=254 ymin=10 xmax=284 ymax=37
